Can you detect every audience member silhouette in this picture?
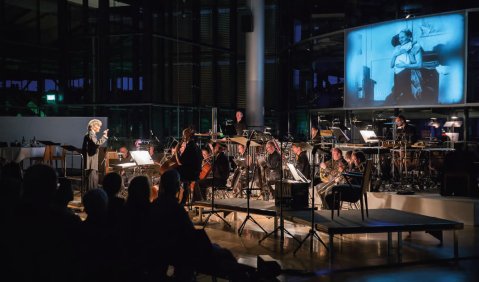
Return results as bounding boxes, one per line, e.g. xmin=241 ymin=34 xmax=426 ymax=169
xmin=8 ymin=164 xmax=81 ymax=282
xmin=149 ymin=169 xmax=251 ymax=281
xmin=121 ymin=175 xmax=152 ymax=281
xmin=79 ymin=188 xmax=121 ymax=282
xmin=0 ymin=162 xmax=23 ymax=222
xmin=101 ymin=172 xmax=126 ymax=229
xmin=53 ymin=177 xmax=82 ymax=223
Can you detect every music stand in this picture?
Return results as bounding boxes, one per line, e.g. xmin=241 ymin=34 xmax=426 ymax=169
xmin=203 ymin=144 xmax=231 ymax=229
xmin=61 ymin=145 xmax=84 ymax=199
xmin=130 ymin=150 xmax=154 ymax=166
xmin=293 ymin=145 xmax=328 ymax=254
xmin=38 ymin=140 xmax=61 ymax=146
xmin=331 ymin=127 xmax=350 ymax=143
xmin=259 ymin=138 xmax=300 ymax=250
xmin=238 ymin=131 xmax=267 ymax=236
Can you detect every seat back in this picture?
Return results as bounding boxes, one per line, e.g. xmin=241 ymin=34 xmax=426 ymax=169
xmin=360 ymin=160 xmax=373 ymax=195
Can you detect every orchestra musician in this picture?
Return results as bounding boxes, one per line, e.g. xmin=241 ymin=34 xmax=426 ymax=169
xmin=292 ymin=143 xmax=310 ymax=180
xmin=324 ymin=150 xmax=367 ymax=209
xmin=316 ymin=147 xmax=348 ymax=208
xmin=395 ymin=114 xmax=417 ymax=143
xmin=262 ymin=140 xmax=281 ymax=200
xmin=198 ymin=142 xmax=230 ymax=199
xmin=310 ymin=125 xmax=322 ymax=143
xmin=234 ymin=110 xmax=248 ymax=136
xmin=189 ymin=147 xmax=212 ymax=201
xmin=174 ymin=127 xmax=202 ymax=205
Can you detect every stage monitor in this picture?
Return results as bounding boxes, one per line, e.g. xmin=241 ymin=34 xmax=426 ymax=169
xmin=345 ymin=12 xmax=465 ymax=109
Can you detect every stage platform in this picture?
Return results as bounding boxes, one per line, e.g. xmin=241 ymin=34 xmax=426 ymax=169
xmin=192 ymin=198 xmax=464 ymax=264
xmin=368 ymin=192 xmax=479 ymax=225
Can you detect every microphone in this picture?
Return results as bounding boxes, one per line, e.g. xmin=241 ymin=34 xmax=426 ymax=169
xmin=150 ymin=130 xmax=154 ymax=136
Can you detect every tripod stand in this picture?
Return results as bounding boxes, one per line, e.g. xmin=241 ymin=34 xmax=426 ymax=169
xmin=238 ymin=137 xmax=267 ymax=236
xmin=259 ymin=138 xmax=300 ymax=249
xmin=203 ymin=145 xmax=231 ymax=229
xmin=294 ymin=146 xmax=328 ymax=254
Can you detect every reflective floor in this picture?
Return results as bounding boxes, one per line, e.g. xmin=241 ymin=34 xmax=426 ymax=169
xmin=193 ymin=209 xmax=479 ymax=281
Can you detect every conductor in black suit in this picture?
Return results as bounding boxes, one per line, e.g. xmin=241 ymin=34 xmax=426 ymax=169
xmin=82 ymin=119 xmax=108 ymax=190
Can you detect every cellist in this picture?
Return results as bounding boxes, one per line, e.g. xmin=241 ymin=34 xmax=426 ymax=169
xmin=198 ymin=142 xmax=230 ymax=200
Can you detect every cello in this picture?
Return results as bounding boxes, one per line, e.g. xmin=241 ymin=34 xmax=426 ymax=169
xmin=189 ymin=156 xmax=212 ymax=195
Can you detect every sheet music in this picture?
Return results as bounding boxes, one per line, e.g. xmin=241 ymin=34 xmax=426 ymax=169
xmin=286 ymin=163 xmax=309 ymax=183
xmin=130 ymin=150 xmax=154 ymax=165
xmin=114 ymin=162 xmax=137 ymax=169
xmin=359 ymin=130 xmax=378 ymax=143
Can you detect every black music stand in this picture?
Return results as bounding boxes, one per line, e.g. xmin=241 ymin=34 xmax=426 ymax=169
xmin=203 ymin=145 xmax=231 ymax=229
xmin=259 ymin=138 xmax=300 ymax=250
xmin=238 ymin=132 xmax=267 ymax=236
xmin=61 ymin=145 xmax=84 ymax=199
xmin=294 ymin=145 xmax=328 ymax=254
xmin=38 ymin=140 xmax=61 ymax=146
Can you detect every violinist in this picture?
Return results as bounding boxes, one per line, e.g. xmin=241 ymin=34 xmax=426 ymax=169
xmin=175 ymin=127 xmax=202 ymax=205
xmin=199 ymin=142 xmax=230 ymax=200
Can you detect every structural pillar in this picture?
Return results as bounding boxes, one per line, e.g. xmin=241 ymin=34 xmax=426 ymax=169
xmin=246 ymin=0 xmax=265 ymax=129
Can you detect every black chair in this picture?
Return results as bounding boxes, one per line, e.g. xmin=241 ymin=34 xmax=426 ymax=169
xmin=331 ymin=160 xmax=373 ymax=221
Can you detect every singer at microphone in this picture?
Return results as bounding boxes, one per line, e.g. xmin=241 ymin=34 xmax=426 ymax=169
xmin=82 ymin=119 xmax=108 ymax=191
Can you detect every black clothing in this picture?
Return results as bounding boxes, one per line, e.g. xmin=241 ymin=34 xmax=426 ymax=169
xmin=234 ymin=119 xmax=247 ymax=136
xmin=295 ymin=151 xmax=311 ymax=179
xmin=396 ymin=124 xmax=417 ymax=143
xmin=177 ymin=140 xmax=202 ymax=182
xmin=266 ymin=151 xmax=282 ymax=182
xmin=199 ymin=152 xmax=230 ymax=198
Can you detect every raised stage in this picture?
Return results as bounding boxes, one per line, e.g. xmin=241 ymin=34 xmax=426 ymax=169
xmin=193 ymin=197 xmax=464 ymax=264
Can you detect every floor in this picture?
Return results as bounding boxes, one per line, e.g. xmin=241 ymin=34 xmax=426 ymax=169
xmin=71 ymin=189 xmax=479 ymax=281
xmin=190 ymin=205 xmax=479 ymax=281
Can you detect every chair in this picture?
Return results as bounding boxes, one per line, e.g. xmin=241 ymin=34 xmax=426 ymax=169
xmin=43 ymin=145 xmax=66 ymax=175
xmin=105 ymin=151 xmax=120 ymax=174
xmin=331 ymin=160 xmax=373 ymax=221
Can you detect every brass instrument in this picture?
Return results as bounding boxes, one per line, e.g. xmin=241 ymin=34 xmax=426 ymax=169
xmin=316 ymin=172 xmax=345 ymax=195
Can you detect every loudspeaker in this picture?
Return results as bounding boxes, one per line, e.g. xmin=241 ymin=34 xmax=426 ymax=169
xmin=241 ymin=14 xmax=253 ymax=32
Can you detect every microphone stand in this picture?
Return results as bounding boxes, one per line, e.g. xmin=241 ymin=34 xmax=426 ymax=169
xmin=238 ymin=131 xmax=267 ymax=236
xmin=294 ymin=145 xmax=328 ymax=254
xmin=259 ymin=137 xmax=300 ymax=251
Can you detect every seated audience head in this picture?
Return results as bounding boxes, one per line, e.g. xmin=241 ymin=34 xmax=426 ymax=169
xmin=82 ymin=188 xmax=108 ymax=221
xmin=1 ymin=161 xmax=23 ymax=181
xmin=54 ymin=178 xmax=73 ymax=208
xmin=22 ymin=164 xmax=58 ymax=204
xmin=127 ymin=175 xmax=151 ymax=207
xmin=102 ymin=172 xmax=123 ymax=198
xmin=159 ymin=169 xmax=181 ymax=198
